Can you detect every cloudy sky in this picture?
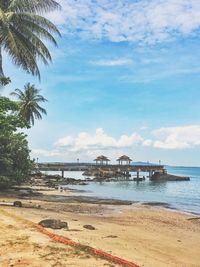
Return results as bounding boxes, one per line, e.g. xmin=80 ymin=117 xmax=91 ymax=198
xmin=4 ymin=0 xmax=200 ymax=166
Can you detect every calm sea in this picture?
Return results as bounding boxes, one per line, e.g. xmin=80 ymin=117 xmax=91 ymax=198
xmin=45 ymin=166 xmax=200 ymax=215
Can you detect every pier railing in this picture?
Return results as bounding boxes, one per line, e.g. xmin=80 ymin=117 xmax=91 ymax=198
xmin=37 ymin=162 xmax=165 ymax=172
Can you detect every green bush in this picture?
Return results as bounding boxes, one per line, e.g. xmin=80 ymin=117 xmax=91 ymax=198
xmin=0 ymin=96 xmax=32 ymax=189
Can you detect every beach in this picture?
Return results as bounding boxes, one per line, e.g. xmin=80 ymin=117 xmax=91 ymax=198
xmin=1 ymin=1 xmax=200 ymax=266
xmin=0 ymin=187 xmax=200 ymax=267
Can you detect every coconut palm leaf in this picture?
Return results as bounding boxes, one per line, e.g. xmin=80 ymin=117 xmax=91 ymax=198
xmin=7 ymin=0 xmax=61 ymax=13
xmin=0 ymin=0 xmax=60 ymax=79
xmin=11 ymin=83 xmax=48 ymax=126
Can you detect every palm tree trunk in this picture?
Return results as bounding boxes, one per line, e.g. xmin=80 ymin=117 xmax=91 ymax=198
xmin=0 ymin=46 xmax=4 ymax=78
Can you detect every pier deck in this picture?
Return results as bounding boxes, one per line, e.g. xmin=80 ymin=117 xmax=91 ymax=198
xmin=37 ymin=162 xmax=165 ymax=178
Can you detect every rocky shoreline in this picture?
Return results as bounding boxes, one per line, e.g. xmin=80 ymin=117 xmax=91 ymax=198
xmin=30 ymin=171 xmax=190 ymax=190
xmin=0 ymin=172 xmax=189 ymax=212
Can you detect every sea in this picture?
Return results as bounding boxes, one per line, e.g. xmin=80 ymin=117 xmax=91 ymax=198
xmin=44 ymin=166 xmax=200 ymax=215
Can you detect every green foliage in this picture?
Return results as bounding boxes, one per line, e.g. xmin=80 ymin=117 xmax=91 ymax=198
xmin=0 ymin=176 xmax=11 ymax=189
xmin=0 ymin=77 xmax=11 ymax=86
xmin=0 ymin=96 xmax=28 ymax=131
xmin=0 ymin=132 xmax=33 ymax=188
xmin=0 ymin=96 xmax=32 ymax=189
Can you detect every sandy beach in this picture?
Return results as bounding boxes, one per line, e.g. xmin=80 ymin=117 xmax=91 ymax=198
xmin=0 ymin=188 xmax=200 ymax=267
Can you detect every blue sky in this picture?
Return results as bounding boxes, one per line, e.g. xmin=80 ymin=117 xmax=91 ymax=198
xmin=3 ymin=0 xmax=200 ymax=166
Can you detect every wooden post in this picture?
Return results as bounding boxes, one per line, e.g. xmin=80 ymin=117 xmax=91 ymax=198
xmin=61 ymin=170 xmax=64 ymax=178
xmin=137 ymin=170 xmax=139 ymax=179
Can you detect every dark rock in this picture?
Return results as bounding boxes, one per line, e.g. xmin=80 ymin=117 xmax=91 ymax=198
xmin=78 ymin=182 xmax=88 ymax=185
xmin=39 ymin=219 xmax=68 ymax=229
xmin=13 ymin=201 xmax=22 ymax=207
xmin=143 ymin=202 xmax=170 ymax=208
xmin=151 ymin=172 xmax=190 ymax=181
xmin=19 ymin=189 xmax=42 ymax=197
xmin=18 ymin=190 xmax=30 ymax=196
xmin=133 ymin=177 xmax=145 ymax=181
xmin=83 ymin=224 xmax=95 ymax=230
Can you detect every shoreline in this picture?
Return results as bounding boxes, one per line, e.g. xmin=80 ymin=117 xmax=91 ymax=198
xmin=61 ymin=185 xmax=200 ymax=216
xmin=2 ymin=184 xmax=200 ymax=216
xmin=31 ymin=167 xmax=200 ymax=216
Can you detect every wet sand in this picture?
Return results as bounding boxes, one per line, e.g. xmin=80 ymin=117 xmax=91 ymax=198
xmin=0 ymin=187 xmax=200 ymax=267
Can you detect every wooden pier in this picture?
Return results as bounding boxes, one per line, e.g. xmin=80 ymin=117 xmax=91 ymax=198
xmin=37 ymin=162 xmax=165 ymax=179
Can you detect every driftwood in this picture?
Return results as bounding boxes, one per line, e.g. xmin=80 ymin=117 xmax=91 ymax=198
xmin=187 ymin=217 xmax=200 ymax=221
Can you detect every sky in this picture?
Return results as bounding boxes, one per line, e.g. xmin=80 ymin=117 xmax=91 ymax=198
xmin=3 ymin=0 xmax=200 ymax=166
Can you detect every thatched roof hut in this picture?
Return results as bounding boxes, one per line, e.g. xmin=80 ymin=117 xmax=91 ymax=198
xmin=94 ymin=155 xmax=110 ymax=165
xmin=117 ymin=155 xmax=132 ymax=165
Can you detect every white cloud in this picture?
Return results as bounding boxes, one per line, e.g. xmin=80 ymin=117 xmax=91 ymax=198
xmin=55 ymin=136 xmax=74 ymax=147
xmin=120 ymin=67 xmax=200 ymax=84
xmin=31 ymin=125 xmax=200 ymax=160
xmin=46 ymin=0 xmax=200 ymax=44
xmin=90 ymin=58 xmax=133 ymax=66
xmin=55 ymin=128 xmax=144 ymax=152
xmin=143 ymin=139 xmax=153 ymax=147
xmin=153 ymin=125 xmax=200 ymax=149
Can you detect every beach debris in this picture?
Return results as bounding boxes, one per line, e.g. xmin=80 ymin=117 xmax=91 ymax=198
xmin=0 ymin=201 xmax=14 ymax=207
xmin=68 ymin=229 xmax=82 ymax=232
xmin=83 ymin=224 xmax=95 ymax=230
xmin=187 ymin=217 xmax=200 ymax=221
xmin=105 ymin=235 xmax=118 ymax=239
xmin=13 ymin=201 xmax=22 ymax=207
xmin=39 ymin=219 xmax=68 ymax=229
xmin=25 ymin=203 xmax=41 ymax=209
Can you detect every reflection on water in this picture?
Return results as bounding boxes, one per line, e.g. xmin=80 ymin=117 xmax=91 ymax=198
xmin=43 ymin=166 xmax=200 ymax=214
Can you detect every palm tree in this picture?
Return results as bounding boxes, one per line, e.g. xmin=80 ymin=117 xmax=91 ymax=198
xmin=0 ymin=0 xmax=61 ymax=79
xmin=11 ymin=83 xmax=48 ymax=126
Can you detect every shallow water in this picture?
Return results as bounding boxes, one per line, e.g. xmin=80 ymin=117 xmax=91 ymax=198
xmin=44 ymin=166 xmax=200 ymax=214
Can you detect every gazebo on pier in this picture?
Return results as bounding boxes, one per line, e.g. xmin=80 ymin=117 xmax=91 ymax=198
xmin=94 ymin=155 xmax=110 ymax=165
xmin=117 ymin=155 xmax=132 ymax=165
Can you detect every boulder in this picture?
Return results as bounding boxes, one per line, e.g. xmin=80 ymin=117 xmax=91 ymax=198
xmin=83 ymin=224 xmax=95 ymax=230
xmin=39 ymin=219 xmax=68 ymax=229
xmin=13 ymin=201 xmax=22 ymax=207
xmin=151 ymin=172 xmax=190 ymax=181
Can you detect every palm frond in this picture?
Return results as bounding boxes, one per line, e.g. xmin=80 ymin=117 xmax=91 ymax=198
xmin=11 ymin=83 xmax=47 ymax=125
xmin=13 ymin=13 xmax=61 ymax=37
xmin=8 ymin=0 xmax=61 ymax=14
xmin=34 ymin=104 xmax=47 ymax=115
xmin=0 ymin=0 xmax=61 ymax=78
xmin=10 ymin=88 xmax=25 ymax=99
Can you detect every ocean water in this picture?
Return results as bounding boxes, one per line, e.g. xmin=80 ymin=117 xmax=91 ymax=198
xmin=58 ymin=166 xmax=200 ymax=215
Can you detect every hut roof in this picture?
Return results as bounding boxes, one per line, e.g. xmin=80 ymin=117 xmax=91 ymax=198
xmin=94 ymin=155 xmax=110 ymax=161
xmin=117 ymin=155 xmax=132 ymax=161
